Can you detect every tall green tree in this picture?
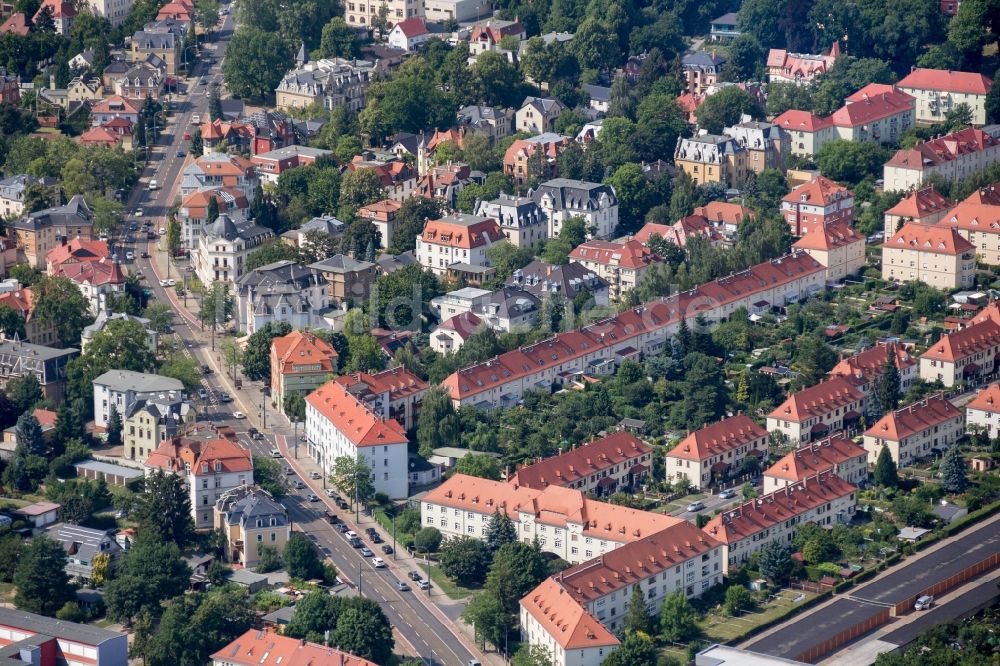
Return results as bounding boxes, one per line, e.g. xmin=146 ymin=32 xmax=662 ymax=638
xmin=331 ymin=455 xmax=374 ymax=504
xmin=485 ymin=541 xmax=548 ymax=614
xmin=284 ymin=532 xmax=325 ymax=580
xmin=439 ymin=536 xmax=492 ymax=587
xmin=134 ymin=471 xmax=196 ymax=547
xmin=484 ymin=510 xmax=517 ymax=553
xmin=14 ymin=536 xmax=73 ymax=616
xmin=31 ymin=275 xmax=94 ymax=347
xmin=106 ymin=404 xmax=123 ymax=446
xmin=14 ymin=411 xmax=45 ymax=456
xmin=659 ymin=591 xmax=699 ymax=642
xmin=602 ymin=632 xmax=658 ymax=666
xmin=939 ymin=446 xmax=968 ymax=494
xmin=623 ymin=586 xmax=655 ymax=635
xmin=6 ymin=373 xmax=42 ymax=414
xmin=874 ymin=445 xmax=898 ymax=488
xmin=105 ymin=537 xmax=191 ymax=623
xmin=222 ymin=26 xmax=292 ymax=101
xmin=695 ymin=86 xmax=764 ymax=134
xmin=874 ymin=353 xmax=901 ymax=414
xmin=758 ymin=540 xmax=794 ymax=585
xmin=454 ymin=453 xmax=502 ymax=480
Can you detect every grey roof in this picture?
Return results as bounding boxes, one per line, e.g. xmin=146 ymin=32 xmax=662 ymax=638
xmin=683 ymin=50 xmax=726 ymax=68
xmin=205 ymin=214 xmax=273 ymax=242
xmin=237 ymin=260 xmax=325 ymax=291
xmin=299 ymin=215 xmax=345 ymax=235
xmin=711 ymin=12 xmax=739 ymax=25
xmin=73 ymin=460 xmax=144 ymax=480
xmin=220 ymin=98 xmax=244 ymax=121
xmin=227 ymin=568 xmax=269 ymax=586
xmin=507 ymin=260 xmax=609 ymax=299
xmin=82 ymin=311 xmax=153 ymax=341
xmin=131 ymin=30 xmax=177 ymax=50
xmin=0 ymin=340 xmax=78 ymax=363
xmin=473 ymin=287 xmax=539 ymax=320
xmin=263 ymin=606 xmax=297 ymax=624
xmin=389 ymin=131 xmax=422 ymax=155
xmin=0 ymin=175 xmax=54 ymax=203
xmin=524 ymin=132 xmax=570 ymax=144
xmin=254 ymin=145 xmax=332 ymax=162
xmin=476 ymin=193 xmax=544 ymax=230
xmin=583 ymin=84 xmax=611 ymax=103
xmin=675 ymin=134 xmax=744 ymax=162
xmin=375 ymin=251 xmax=417 ymax=274
xmin=309 ymin=254 xmax=376 ymax=274
xmin=457 ymin=105 xmax=510 ymax=128
xmin=94 ymin=369 xmax=183 ymax=393
xmin=46 ymin=523 xmax=121 ymax=565
xmin=531 ymin=178 xmax=618 ymax=210
xmin=11 ymin=195 xmax=93 ymax=231
xmin=0 ymin=607 xmax=124 ymax=647
xmin=217 ymin=487 xmax=288 ymax=528
xmin=520 ymin=96 xmax=565 ymax=114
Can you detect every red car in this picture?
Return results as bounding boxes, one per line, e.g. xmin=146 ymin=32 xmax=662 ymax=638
xmin=183 ymin=132 xmax=191 ymax=140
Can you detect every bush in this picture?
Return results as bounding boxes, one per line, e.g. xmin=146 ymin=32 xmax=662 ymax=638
xmin=724 ymin=585 xmax=755 ymax=615
xmin=413 ymin=527 xmax=442 ymax=554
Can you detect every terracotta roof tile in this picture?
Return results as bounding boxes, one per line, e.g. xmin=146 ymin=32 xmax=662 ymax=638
xmin=666 ymin=415 xmax=766 ymax=462
xmin=211 ymin=629 xmax=377 ymax=666
xmin=864 ymin=393 xmax=961 ymax=442
xmin=885 ymin=222 xmax=974 ymax=255
xmin=764 ymin=435 xmax=866 ymax=482
xmin=898 ymin=68 xmax=993 ymax=95
xmin=768 ymin=376 xmax=865 ymax=423
xmin=306 ymin=380 xmax=407 ymax=447
xmin=967 ymin=382 xmax=1000 ymax=413
xmin=510 ymin=432 xmax=652 ymax=489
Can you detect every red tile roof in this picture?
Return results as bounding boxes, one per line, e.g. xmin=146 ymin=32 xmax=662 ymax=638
xmin=56 ymin=258 xmax=125 ymax=286
xmin=864 ymin=393 xmax=961 ymax=441
xmin=509 ymin=431 xmax=652 ymax=489
xmin=0 ymin=288 xmax=35 ymax=319
xmin=520 ymin=578 xmax=619 ymax=650
xmin=79 ymin=126 xmax=120 ymax=147
xmin=146 ymin=434 xmax=252 ymax=475
xmin=693 ymin=201 xmax=754 ymax=226
xmin=421 ymin=214 xmax=504 ymax=249
xmin=829 ymin=342 xmax=916 ymax=381
xmin=358 ymin=199 xmax=402 ymax=222
xmin=885 ymin=222 xmax=974 ymax=255
xmin=271 ymin=330 xmax=338 ymax=376
xmin=35 ymin=0 xmax=75 ymax=20
xmin=832 ymin=84 xmax=914 ymax=127
xmin=783 ymin=175 xmax=853 ymax=207
xmin=46 ymin=238 xmax=109 ymax=269
xmin=920 ymin=313 xmax=1000 ymax=364
xmin=0 ymin=13 xmax=30 ymax=35
xmin=884 ymin=185 xmax=951 ymax=220
xmin=967 ymin=382 xmax=1000 ymax=413
xmin=703 ymin=471 xmax=856 ymax=545
xmin=438 ymin=311 xmax=481 ymax=340
xmin=886 ymin=128 xmax=1000 ymax=169
xmin=212 ymin=630 xmax=377 ymax=666
xmin=569 ymin=239 xmax=658 ymax=269
xmin=773 ymin=109 xmax=833 ymax=133
xmin=792 ymin=220 xmax=864 ymax=252
xmin=898 ymin=68 xmax=993 ymax=95
xmin=764 ymin=435 xmax=866 ymax=483
xmin=306 ymin=380 xmax=407 ymax=447
xmin=91 ymin=95 xmax=140 ymax=115
xmin=666 ymin=414 xmax=766 ymax=462
xmin=768 ymin=376 xmax=865 ymax=423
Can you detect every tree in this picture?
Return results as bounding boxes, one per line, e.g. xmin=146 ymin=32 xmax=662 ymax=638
xmin=105 ymin=537 xmax=191 ymax=623
xmin=511 ymin=644 xmax=554 ymax=666
xmin=723 ymin=34 xmax=765 ymax=82
xmin=328 ymin=600 xmax=395 ymax=664
xmin=251 ymin=455 xmax=287 ymax=498
xmin=134 ymin=470 xmax=196 ymax=547
xmin=874 ymin=353 xmax=901 ymax=414
xmin=413 ymin=526 xmax=442 ymax=553
xmin=338 ymin=168 xmax=386 ymax=218
xmin=331 ymin=455 xmax=374 ymax=505
xmin=454 ymin=453 xmax=502 ymax=480
xmin=484 ymin=510 xmax=517 ymax=553
xmin=606 ymin=162 xmax=653 ymax=231
xmin=14 ymin=411 xmax=45 ymax=456
xmin=815 ymin=140 xmax=892 ymax=185
xmin=165 ymin=214 xmax=182 ymax=256
xmin=223 ymin=26 xmax=292 ymax=101
xmin=474 ymin=51 xmax=525 ymax=107
xmin=256 ymin=545 xmax=282 ymax=573
xmin=283 ymin=394 xmax=306 ymax=423
xmin=759 ymin=540 xmax=794 ymax=585
xmin=32 ymin=275 xmax=93 ymax=347
xmin=0 ymin=536 xmax=25 ymax=583
xmin=892 ymin=494 xmax=934 ymax=527
xmin=241 ymin=321 xmax=292 ymax=382
xmin=439 ymin=537 xmax=492 ymax=587
xmin=602 ymin=632 xmax=657 ymax=666
xmin=320 ymin=17 xmax=357 ymax=58
xmin=801 ymin=536 xmax=837 ymax=564
xmin=190 ymin=127 xmax=204 ymax=156
xmin=284 ymin=532 xmax=325 ymax=580
xmin=198 ymin=283 xmax=234 ymax=341
xmin=463 ymin=591 xmax=513 ymax=651
xmin=14 ymin=536 xmax=74 ymax=616
xmin=0 ymin=306 xmax=26 ymax=340
xmin=106 ymin=404 xmax=122 ymax=446
xmin=659 ymin=591 xmax=699 ymax=642
xmin=939 ymin=446 xmax=968 ymax=494
xmin=572 ymin=17 xmax=619 ymax=71
xmin=874 ymin=445 xmax=899 ymax=488
xmin=6 ymin=373 xmax=41 ymax=414
xmin=724 ymin=585 xmax=754 ymax=615
xmin=388 ymin=197 xmax=441 ymax=254
xmin=158 ymin=354 xmax=202 ymax=392
xmin=486 ymin=541 xmax=548 ymax=614
xmin=695 ymin=86 xmax=763 ymax=134
xmin=623 ymin=586 xmax=655 ymax=636
xmin=245 ymin=241 xmax=299 ymax=271
xmin=195 ymin=0 xmax=220 ymax=31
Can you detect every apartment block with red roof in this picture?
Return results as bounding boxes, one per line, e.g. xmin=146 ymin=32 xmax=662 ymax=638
xmin=898 ymin=68 xmax=993 ymax=126
xmin=45 ymin=237 xmax=110 ymax=275
xmin=305 ymin=378 xmax=409 ymax=498
xmin=0 ymin=287 xmax=58 ymax=346
xmin=766 ymin=376 xmax=867 ymax=445
xmin=792 ymin=219 xmax=865 ymax=282
xmin=936 ymin=182 xmax=1000 ymax=266
xmin=766 ymin=42 xmax=839 ymax=85
xmin=763 ymin=435 xmax=867 ymax=493
xmin=422 ymin=473 xmax=682 ymax=564
xmin=703 ymin=471 xmax=857 ymax=572
xmin=568 ymin=239 xmax=660 ymax=301
xmin=829 ymin=342 xmax=918 ymax=397
xmin=863 ymin=393 xmax=965 ymax=466
xmin=333 ymin=366 xmax=427 ymax=431
xmin=269 ymin=330 xmax=339 ymax=415
xmin=781 ymin=175 xmax=855 ymax=236
xmin=178 ymin=186 xmax=250 ymax=250
xmin=883 ymin=185 xmax=951 ymax=237
xmin=415 ymin=213 xmax=505 ymax=276
xmin=509 ymin=431 xmax=653 ymax=496
xmin=212 ymin=629 xmax=376 ymax=666
xmin=144 ymin=426 xmax=253 ymax=528
xmin=519 ymin=522 xmax=723 ymax=666
xmin=180 ymin=153 xmax=259 ymax=201
xmin=883 ymin=128 xmax=1000 ymax=192
xmin=774 ymin=109 xmax=837 ymax=157
xmin=881 ymin=222 xmax=975 ymax=290
xmin=966 ymin=382 xmax=1000 ymax=436
xmin=920 ymin=302 xmax=1000 ymax=386
xmin=665 ymin=414 xmax=768 ymax=490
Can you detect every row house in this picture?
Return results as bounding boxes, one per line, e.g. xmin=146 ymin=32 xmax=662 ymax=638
xmin=520 ymin=522 xmax=722 ymax=666
xmin=144 ymin=426 xmax=253 ymax=529
xmin=332 ymin=366 xmax=427 ymax=432
xmin=897 ymin=68 xmax=993 ymax=126
xmin=883 ymin=128 xmax=1000 ymax=192
xmin=881 ymin=222 xmax=975 ymax=289
xmin=829 ymin=342 xmax=918 ymax=396
xmin=766 ymin=42 xmax=839 ymax=85
xmin=421 ymin=473 xmax=679 ymax=565
xmin=509 ymin=431 xmax=653 ymax=495
xmin=269 ymin=330 xmax=339 ymax=415
xmin=568 ymin=239 xmax=659 ymax=301
xmin=883 ymin=185 xmax=952 ymax=237
xmin=763 ymin=435 xmax=868 ymax=493
xmin=416 ymin=213 xmax=505 ymax=276
xmin=863 ymin=393 xmax=965 ymax=467
xmin=703 ymin=471 xmax=857 ymax=572
xmin=274 ymin=57 xmax=374 ymax=112
xmin=919 ymin=302 xmax=1000 ymax=386
xmin=936 ymin=183 xmax=1000 ymax=266
xmin=774 ymin=110 xmax=837 ymax=158
xmin=766 ymin=376 xmax=867 ymax=444
xmin=305 ymin=378 xmax=410 ymax=498
xmin=252 ymin=145 xmax=333 ymax=185
xmin=781 ymin=175 xmax=855 ymax=237
xmin=532 ymin=178 xmax=619 ymax=240
xmin=792 ymin=220 xmax=866 ymax=282
xmin=442 ymin=251 xmax=826 ymax=409
xmin=664 ymin=414 xmax=768 ymax=490
xmin=503 ymin=133 xmax=571 ymax=186
xmin=674 ymin=134 xmax=747 ymax=189
xmin=965 ymin=382 xmax=1000 ymax=436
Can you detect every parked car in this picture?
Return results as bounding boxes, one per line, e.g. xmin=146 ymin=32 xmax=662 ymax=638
xmin=198 ymin=389 xmax=208 ymax=399
xmin=395 ymin=581 xmax=410 ymax=591
xmin=270 ymin=448 xmax=281 ymax=458
xmin=125 ymin=251 xmax=134 ymax=261
xmin=407 ymin=571 xmax=422 ymax=581
xmin=176 ymin=150 xmax=185 ymax=158
xmin=381 ymin=544 xmax=393 ymax=555
xmin=200 ymin=364 xmax=212 ymax=374
xmin=326 ymin=512 xmax=339 ymax=524
xmin=915 ymin=595 xmax=934 ymax=610
xmin=310 ymin=471 xmax=321 ymax=480
xmin=220 ymin=392 xmax=232 ymax=403
xmin=417 ymin=580 xmax=431 ymax=590
xmin=134 ymin=207 xmax=143 ymax=217
xmin=232 ymin=411 xmax=246 ymax=419
xmin=307 ymin=494 xmax=319 ymax=502
xmin=365 ymin=528 xmax=377 ymax=537
xmin=370 ymin=533 xmax=383 ymax=544
xmin=718 ymin=488 xmax=737 ymax=500
xmin=284 ymin=467 xmax=294 ymax=476
xmin=348 ymin=537 xmax=362 ymax=548
xmin=371 ymin=557 xmax=385 ymax=568
xmin=141 ymin=251 xmax=150 ymax=258
xmin=336 ymin=499 xmax=349 ymax=510
xmin=686 ymin=501 xmax=705 ymax=512
xmin=345 ymin=531 xmax=358 ymax=539
xmin=292 ymin=481 xmax=305 ymax=490
xmin=335 ymin=523 xmax=349 ymax=533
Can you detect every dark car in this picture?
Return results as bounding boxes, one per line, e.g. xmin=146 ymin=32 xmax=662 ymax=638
xmin=336 ymin=499 xmax=349 ymax=510
xmin=335 ymin=523 xmax=349 ymax=533
xmin=326 ymin=512 xmax=339 ymax=524
xmin=381 ymin=544 xmax=394 ymax=555
xmin=348 ymin=537 xmax=362 ymax=548
xmin=370 ymin=533 xmax=383 ymax=544
xmin=407 ymin=571 xmax=421 ymax=581
xmin=176 ymin=150 xmax=185 ymax=158
xmin=140 ymin=251 xmax=150 ymax=258
xmin=365 ymin=527 xmax=377 ymax=537
xmin=200 ymin=364 xmax=212 ymax=375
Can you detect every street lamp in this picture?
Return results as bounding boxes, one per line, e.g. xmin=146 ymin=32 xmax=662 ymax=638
xmin=260 ymin=386 xmax=268 ymax=429
xmin=391 ymin=512 xmax=396 ymax=561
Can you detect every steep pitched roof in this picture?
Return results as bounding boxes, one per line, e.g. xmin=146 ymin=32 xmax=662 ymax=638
xmin=897 ymin=68 xmax=993 ymax=95
xmin=792 ymin=220 xmax=864 ymax=252
xmin=520 ymin=578 xmax=620 ymax=650
xmin=885 ymin=222 xmax=974 ymax=255
xmin=768 ymin=376 xmax=865 ymax=423
xmin=305 ymin=380 xmax=407 ymax=447
xmin=886 ymin=128 xmax=1000 ymax=170
xmin=666 ymin=414 xmax=766 ymax=462
xmin=832 ymin=84 xmax=914 ymax=127
xmin=420 ymin=214 xmax=504 ymax=249
xmin=829 ymin=342 xmax=915 ymax=381
xmin=783 ymin=175 xmax=853 ymax=207
xmin=864 ymin=393 xmax=961 ymax=441
xmin=967 ymin=382 xmax=1000 ymax=413
xmin=394 ymin=17 xmax=429 ymax=38
xmin=56 ymin=258 xmax=126 ymax=286
xmin=212 ymin=630 xmax=377 ymax=666
xmin=46 ymin=238 xmax=109 ymax=268
xmin=764 ymin=435 xmax=866 ymax=482
xmin=510 ymin=431 xmax=652 ymax=489
xmin=920 ymin=314 xmax=1000 ymax=363
xmin=884 ymin=185 xmax=951 ymax=220
xmin=271 ymin=330 xmax=338 ymax=376
xmin=569 ymin=239 xmax=658 ymax=269
xmin=773 ymin=109 xmax=833 ymax=133
xmin=145 ymin=434 xmax=253 ymax=475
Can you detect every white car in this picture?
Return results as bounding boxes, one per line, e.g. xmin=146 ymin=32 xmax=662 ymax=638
xmin=371 ymin=557 xmax=385 ymax=568
xmin=232 ymin=411 xmax=246 ymax=419
xmin=125 ymin=251 xmax=134 ymax=261
xmin=158 ymin=227 xmax=165 ymax=235
xmin=159 ymin=279 xmax=170 ymax=287
xmin=166 ymin=279 xmax=176 ymax=286
xmin=148 ymin=179 xmax=158 ymax=190
xmin=345 ymin=530 xmax=358 ymax=539
xmin=134 ymin=208 xmax=143 ymax=217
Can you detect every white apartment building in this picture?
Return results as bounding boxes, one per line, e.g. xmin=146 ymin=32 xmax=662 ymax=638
xmin=763 ymin=435 xmax=868 ymax=494
xmin=703 ymin=471 xmax=857 ymax=572
xmin=881 ymin=222 xmax=976 ymax=290
xmin=194 ymin=214 xmax=274 ymax=286
xmin=766 ymin=376 xmax=867 ymax=444
xmin=897 ymin=68 xmax=993 ymax=127
xmin=92 ymin=369 xmax=184 ymax=428
xmin=430 ymin=286 xmax=492 ymax=320
xmin=144 ymin=429 xmax=253 ymax=529
xmin=421 ymin=474 xmax=679 ymax=565
xmin=665 ymin=414 xmax=768 ymax=490
xmin=85 ymin=0 xmax=134 ymax=26
xmin=305 ymin=379 xmax=409 ymax=498
xmin=415 ymin=214 xmax=505 ymax=276
xmin=966 ymin=382 xmax=1000 ymax=436
xmin=476 ymin=194 xmax=548 ymax=249
xmin=532 ymin=178 xmax=618 ymax=240
xmin=863 ymin=393 xmax=965 ymax=467
xmin=883 ymin=128 xmax=1000 ymax=192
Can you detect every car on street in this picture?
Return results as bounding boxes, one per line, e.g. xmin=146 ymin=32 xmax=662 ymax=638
xmin=718 ymin=488 xmax=737 ymax=500
xmin=292 ymin=480 xmax=305 ymax=490
xmin=395 ymin=581 xmax=410 ymax=591
xmin=310 ymin=471 xmax=321 ymax=480
xmin=407 ymin=571 xmax=422 ymax=581
xmin=125 ymin=251 xmax=134 ymax=261
xmin=176 ymin=150 xmax=185 ymax=158
xmin=307 ymin=494 xmax=319 ymax=502
xmin=183 ymin=132 xmax=191 ymax=140
xmin=417 ymin=580 xmax=431 ymax=590
xmin=336 ymin=499 xmax=349 ymax=510
xmin=348 ymin=537 xmax=362 ymax=548
xmin=359 ymin=547 xmax=373 ymax=557
xmin=326 ymin=512 xmax=339 ymax=524
xmin=345 ymin=531 xmax=358 ymax=539
xmin=232 ymin=411 xmax=245 ymax=419
xmin=141 ymin=251 xmax=150 ymax=258
xmin=198 ymin=389 xmax=208 ymax=399
xmin=335 ymin=523 xmax=349 ymax=533
xmin=200 ymin=364 xmax=212 ymax=374
xmin=270 ymin=448 xmax=281 ymax=458
xmin=915 ymin=595 xmax=934 ymax=610
xmin=159 ymin=279 xmax=170 ymax=287
xmin=220 ymin=392 xmax=232 ymax=402
xmin=686 ymin=501 xmax=705 ymax=513
xmin=326 ymin=489 xmax=338 ymax=498
xmin=148 ymin=179 xmax=158 ymax=190
xmin=284 ymin=467 xmax=294 ymax=475
xmin=134 ymin=208 xmax=143 ymax=217
xmin=370 ymin=533 xmax=382 ymax=544
xmin=381 ymin=544 xmax=393 ymax=555
xmin=371 ymin=557 xmax=385 ymax=568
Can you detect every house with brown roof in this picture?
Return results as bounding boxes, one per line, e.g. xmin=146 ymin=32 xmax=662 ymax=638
xmin=665 ymin=414 xmax=768 ymax=490
xmin=430 ymin=311 xmax=482 ymax=354
xmin=56 ymin=258 xmax=127 ymax=314
xmin=145 ymin=426 xmax=253 ymax=528
xmin=897 ymin=68 xmax=993 ymax=126
xmin=863 ymin=393 xmax=964 ymax=466
xmin=766 ymin=376 xmax=867 ymax=444
xmin=510 ymin=431 xmax=653 ymax=496
xmin=357 ymin=199 xmax=403 ymax=250
xmin=45 ymin=238 xmax=109 ymax=275
xmin=212 ymin=629 xmax=377 ymax=666
xmin=767 ymin=42 xmax=839 ymax=85
xmin=519 ymin=522 xmax=723 ymax=666
xmin=881 ymin=222 xmax=975 ymax=290
xmin=178 ymin=187 xmax=250 ymax=250
xmin=774 ymin=109 xmax=837 ymax=158
xmin=781 ymin=175 xmax=855 ymax=237
xmin=415 ymin=213 xmax=505 ymax=276
xmin=35 ymin=0 xmax=75 ymax=35
xmin=703 ymin=471 xmax=857 ymax=572
xmin=305 ymin=378 xmax=409 ymax=498
xmin=829 ymin=342 xmax=917 ymax=397
xmin=883 ymin=128 xmax=1000 ymax=192
xmin=333 ymin=367 xmax=427 ymax=431
xmin=935 ymin=183 xmax=1000 ymax=266
xmin=920 ymin=302 xmax=1000 ymax=386
xmin=792 ymin=220 xmax=865 ymax=282
xmin=966 ymin=381 xmax=1000 ymax=436
xmin=270 ymin=330 xmax=338 ymax=415
xmin=568 ymin=239 xmax=659 ymax=301
xmin=422 ymin=473 xmax=681 ymax=564
xmin=0 ymin=287 xmax=58 ymax=346
xmin=503 ymin=133 xmax=571 ymax=185
xmin=181 ymin=153 xmax=258 ymax=200
xmin=883 ymin=185 xmax=951 ymax=236
xmin=468 ymin=17 xmax=525 ymax=56
xmin=763 ymin=435 xmax=867 ymax=493
xmin=90 ymin=95 xmax=140 ymax=126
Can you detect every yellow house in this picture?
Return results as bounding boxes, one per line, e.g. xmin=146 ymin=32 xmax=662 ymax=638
xmin=214 ymin=486 xmax=291 ymax=569
xmin=673 ymin=134 xmax=747 ymax=188
xmin=881 ymin=222 xmax=975 ymax=290
xmin=792 ymin=220 xmax=865 ymax=283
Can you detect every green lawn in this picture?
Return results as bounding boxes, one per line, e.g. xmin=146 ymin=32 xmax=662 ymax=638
xmin=652 ymin=493 xmax=707 ymax=515
xmin=425 ymin=563 xmax=479 ymax=601
xmin=697 ymin=589 xmax=819 ymax=643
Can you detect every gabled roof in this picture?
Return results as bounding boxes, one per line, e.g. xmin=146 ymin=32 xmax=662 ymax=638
xmin=510 ymin=432 xmax=652 ymax=489
xmin=437 ymin=311 xmax=482 ymax=340
xmin=91 ymin=95 xmax=140 ymax=115
xmin=421 ymin=214 xmax=504 ymax=249
xmin=783 ymin=175 xmax=853 ymax=207
xmin=829 ymin=342 xmax=915 ymax=381
xmin=569 ymin=239 xmax=657 ymax=269
xmin=886 ymin=128 xmax=1000 ymax=170
xmin=764 ymin=435 xmax=866 ymax=482
xmin=520 ymin=578 xmax=619 ymax=650
xmin=212 ymin=630 xmax=376 ymax=666
xmin=967 ymin=382 xmax=1000 ymax=413
xmin=768 ymin=376 xmax=864 ymax=423
xmin=306 ymin=380 xmax=407 ymax=447
xmin=773 ymin=109 xmax=833 ymax=132
xmin=897 ymin=68 xmax=993 ymax=95
xmin=884 ymin=222 xmax=973 ymax=255
xmin=145 ymin=434 xmax=253 ymax=475
xmin=56 ymin=258 xmax=126 ymax=286
xmin=864 ymin=393 xmax=961 ymax=441
xmin=393 ymin=17 xmax=429 ymax=38
xmin=792 ymin=220 xmax=864 ymax=251
xmin=46 ymin=238 xmax=109 ymax=267
xmin=884 ymin=185 xmax=951 ymax=220
xmin=271 ymin=330 xmax=338 ymax=376
xmin=666 ymin=414 xmax=767 ymax=462
xmin=920 ymin=308 xmax=1000 ymax=363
